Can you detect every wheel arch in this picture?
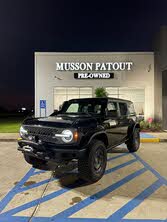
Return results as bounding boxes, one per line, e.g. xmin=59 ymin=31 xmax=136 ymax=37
xmin=128 ymin=122 xmax=140 ymax=139
xmin=134 ymin=123 xmax=140 ymax=131
xmin=88 ymin=132 xmax=108 ymax=148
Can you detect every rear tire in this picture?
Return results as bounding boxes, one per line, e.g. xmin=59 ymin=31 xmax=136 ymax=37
xmin=78 ymin=140 xmax=107 ymax=183
xmin=127 ymin=128 xmax=140 ymax=152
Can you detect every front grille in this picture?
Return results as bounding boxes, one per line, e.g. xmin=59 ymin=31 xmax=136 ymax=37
xmin=24 ymin=126 xmax=62 ymax=143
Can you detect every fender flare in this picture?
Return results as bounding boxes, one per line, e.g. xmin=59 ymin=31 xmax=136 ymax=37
xmin=133 ymin=122 xmax=140 ymax=132
xmin=128 ymin=122 xmax=140 ymax=139
xmin=87 ymin=131 xmax=109 ymax=147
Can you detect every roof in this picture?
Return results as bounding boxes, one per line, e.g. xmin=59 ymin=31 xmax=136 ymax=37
xmin=35 ymin=52 xmax=154 ymax=56
xmin=68 ymin=97 xmax=132 ymax=103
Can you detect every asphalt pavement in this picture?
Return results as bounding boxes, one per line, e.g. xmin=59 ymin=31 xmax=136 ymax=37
xmin=0 ymin=142 xmax=166 ymax=222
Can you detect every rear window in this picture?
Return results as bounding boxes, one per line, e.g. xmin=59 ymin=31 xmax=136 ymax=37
xmin=119 ymin=103 xmax=128 ymax=116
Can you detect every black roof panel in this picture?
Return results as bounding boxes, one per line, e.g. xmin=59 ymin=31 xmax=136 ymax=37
xmin=68 ymin=97 xmax=132 ymax=103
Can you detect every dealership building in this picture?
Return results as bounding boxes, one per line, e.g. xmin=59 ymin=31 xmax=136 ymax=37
xmin=34 ymin=27 xmax=167 ymax=129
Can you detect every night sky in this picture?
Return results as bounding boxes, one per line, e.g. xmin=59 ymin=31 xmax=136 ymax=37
xmin=0 ymin=0 xmax=167 ymax=110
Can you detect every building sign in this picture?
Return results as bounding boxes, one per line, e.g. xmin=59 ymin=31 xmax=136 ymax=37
xmin=56 ymin=62 xmax=133 ymax=71
xmin=74 ymin=72 xmax=114 ymax=79
xmin=40 ymin=100 xmax=46 ymax=109
xmin=40 ymin=100 xmax=46 ymax=117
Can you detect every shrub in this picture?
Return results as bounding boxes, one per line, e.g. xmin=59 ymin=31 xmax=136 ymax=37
xmin=139 ymin=119 xmax=162 ymax=131
xmin=95 ymin=87 xmax=108 ymax=97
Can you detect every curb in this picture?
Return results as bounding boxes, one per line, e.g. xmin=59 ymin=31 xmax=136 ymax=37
xmin=159 ymin=138 xmax=167 ymax=142
xmin=140 ymin=138 xmax=160 ymax=143
xmin=0 ymin=139 xmax=17 ymax=142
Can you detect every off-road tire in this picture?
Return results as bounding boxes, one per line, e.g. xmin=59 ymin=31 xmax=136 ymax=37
xmin=78 ymin=139 xmax=107 ymax=183
xmin=127 ymin=128 xmax=140 ymax=152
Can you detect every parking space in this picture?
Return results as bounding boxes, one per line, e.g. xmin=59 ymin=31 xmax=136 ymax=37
xmin=0 ymin=142 xmax=166 ymax=222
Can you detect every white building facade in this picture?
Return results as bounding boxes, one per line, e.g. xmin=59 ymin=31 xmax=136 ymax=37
xmin=154 ymin=26 xmax=167 ymax=129
xmin=35 ymin=52 xmax=155 ymax=120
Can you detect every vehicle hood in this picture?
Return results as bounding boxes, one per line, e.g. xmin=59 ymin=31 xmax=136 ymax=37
xmin=23 ymin=114 xmax=98 ymax=128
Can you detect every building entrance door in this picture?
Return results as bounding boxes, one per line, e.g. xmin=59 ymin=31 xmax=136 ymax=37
xmin=162 ymin=70 xmax=167 ymax=129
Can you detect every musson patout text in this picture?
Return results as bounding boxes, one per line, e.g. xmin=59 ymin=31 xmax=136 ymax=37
xmin=56 ymin=62 xmax=133 ymax=71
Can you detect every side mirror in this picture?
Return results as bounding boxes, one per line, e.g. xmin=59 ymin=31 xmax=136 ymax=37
xmin=50 ymin=109 xmax=58 ymax=116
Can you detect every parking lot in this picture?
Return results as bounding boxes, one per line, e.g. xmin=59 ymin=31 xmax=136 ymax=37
xmin=0 ymin=142 xmax=166 ymax=222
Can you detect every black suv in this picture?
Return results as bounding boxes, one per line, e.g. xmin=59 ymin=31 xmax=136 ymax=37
xmin=18 ymin=98 xmax=140 ymax=182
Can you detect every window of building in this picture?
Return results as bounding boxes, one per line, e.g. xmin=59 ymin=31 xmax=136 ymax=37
xmin=106 ymin=87 xmax=145 ymax=115
xmin=54 ymin=87 xmax=92 ymax=110
xmin=106 ymin=87 xmax=119 ymax=98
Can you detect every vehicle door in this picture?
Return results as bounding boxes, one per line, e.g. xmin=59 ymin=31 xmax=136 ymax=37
xmin=103 ymin=100 xmax=120 ymax=147
xmin=117 ymin=102 xmax=129 ymax=141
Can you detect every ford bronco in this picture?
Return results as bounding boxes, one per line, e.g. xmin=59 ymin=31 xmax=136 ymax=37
xmin=18 ymin=98 xmax=140 ymax=182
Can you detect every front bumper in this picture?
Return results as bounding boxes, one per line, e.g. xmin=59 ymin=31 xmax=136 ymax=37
xmin=18 ymin=139 xmax=87 ymax=161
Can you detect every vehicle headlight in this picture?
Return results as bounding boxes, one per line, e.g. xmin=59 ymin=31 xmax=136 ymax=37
xmin=20 ymin=126 xmax=28 ymax=138
xmin=55 ymin=129 xmax=73 ymax=143
xmin=61 ymin=130 xmax=73 ymax=143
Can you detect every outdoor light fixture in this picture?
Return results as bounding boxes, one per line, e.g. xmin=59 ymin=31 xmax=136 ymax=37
xmin=54 ymin=75 xmax=62 ymax=80
xmin=147 ymin=64 xmax=151 ymax=72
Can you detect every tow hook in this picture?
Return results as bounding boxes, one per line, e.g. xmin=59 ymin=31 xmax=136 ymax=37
xmin=18 ymin=145 xmax=51 ymax=160
xmin=22 ymin=145 xmax=34 ymax=152
xmin=18 ymin=145 xmax=34 ymax=153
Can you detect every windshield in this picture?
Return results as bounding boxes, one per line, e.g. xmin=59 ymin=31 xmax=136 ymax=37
xmin=59 ymin=100 xmax=106 ymax=115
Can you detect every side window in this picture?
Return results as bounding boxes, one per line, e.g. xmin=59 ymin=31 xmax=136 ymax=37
xmin=94 ymin=104 xmax=102 ymax=114
xmin=80 ymin=103 xmax=92 ymax=113
xmin=107 ymin=102 xmax=117 ymax=117
xmin=128 ymin=103 xmax=135 ymax=115
xmin=119 ymin=103 xmax=128 ymax=116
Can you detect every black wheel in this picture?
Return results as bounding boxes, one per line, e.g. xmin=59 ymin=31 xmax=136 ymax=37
xmin=24 ymin=153 xmax=49 ymax=170
xmin=78 ymin=140 xmax=107 ymax=183
xmin=127 ymin=128 xmax=140 ymax=152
